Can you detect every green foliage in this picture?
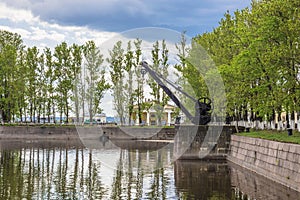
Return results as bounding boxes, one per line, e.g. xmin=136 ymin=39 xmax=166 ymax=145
xmin=0 ymin=30 xmax=24 ymax=122
xmin=53 ymin=42 xmax=73 ymax=123
xmin=0 ymin=30 xmax=109 ymax=124
xmin=108 ymin=41 xmax=126 ymax=125
xmin=194 ymin=0 xmax=300 ymax=122
xmin=124 ymin=41 xmax=135 ymax=125
xmin=70 ymin=43 xmax=83 ymax=123
xmin=83 ymin=40 xmax=110 ymax=124
xmin=147 ymin=40 xmax=171 ymax=125
xmin=132 ymin=39 xmax=144 ymax=124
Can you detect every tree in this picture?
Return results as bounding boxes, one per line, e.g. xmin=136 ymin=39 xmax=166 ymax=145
xmin=148 ymin=40 xmax=170 ymax=125
xmin=124 ymin=41 xmax=134 ymax=125
xmin=44 ymin=47 xmax=57 ymax=123
xmin=26 ymin=46 xmax=39 ymax=123
xmin=16 ymin=48 xmax=27 ymax=122
xmin=132 ymin=38 xmax=143 ymax=125
xmin=36 ymin=53 xmax=47 ymax=123
xmin=83 ymin=41 xmax=110 ymax=125
xmin=107 ymin=41 xmax=126 ymax=125
xmin=70 ymin=44 xmax=83 ymax=124
xmin=174 ymin=31 xmax=194 ymax=122
xmin=0 ymin=30 xmax=24 ymax=122
xmin=53 ymin=42 xmax=72 ymax=124
xmin=192 ymin=0 xmax=300 ymax=129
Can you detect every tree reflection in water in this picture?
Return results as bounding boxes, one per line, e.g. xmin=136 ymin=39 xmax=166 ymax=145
xmin=110 ymin=149 xmax=174 ymax=199
xmin=0 ymin=141 xmax=177 ymax=199
xmin=0 ymin=140 xmax=299 ymax=199
xmin=0 ymin=144 xmax=108 ymax=199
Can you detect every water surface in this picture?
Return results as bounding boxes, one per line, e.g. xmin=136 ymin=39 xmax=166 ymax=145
xmin=0 ymin=140 xmax=299 ymax=199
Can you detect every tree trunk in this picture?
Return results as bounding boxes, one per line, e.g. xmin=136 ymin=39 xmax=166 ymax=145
xmin=19 ymin=106 xmax=23 ymax=122
xmin=82 ymin=99 xmax=85 ymax=125
xmin=297 ymin=112 xmax=300 ymax=132
xmin=74 ymin=88 xmax=79 ymax=124
xmin=30 ymin=102 xmax=33 ymax=122
xmin=23 ymin=106 xmax=27 ymax=123
xmin=43 ymin=101 xmax=46 ymax=124
xmin=60 ymin=98 xmax=63 ymax=124
xmin=286 ymin=113 xmax=290 ymax=129
xmin=290 ymin=111 xmax=295 ymax=129
xmin=37 ymin=104 xmax=41 ymax=123
xmin=33 ymin=104 xmax=36 ymax=123
xmin=89 ymin=92 xmax=93 ymax=125
xmin=52 ymin=102 xmax=56 ymax=124
xmin=65 ymin=97 xmax=69 ymax=124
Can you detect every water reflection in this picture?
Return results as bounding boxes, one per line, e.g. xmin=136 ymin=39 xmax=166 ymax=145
xmin=0 ymin=142 xmax=107 ymax=199
xmin=174 ymin=160 xmax=232 ymax=199
xmin=0 ymin=140 xmax=177 ymax=199
xmin=0 ymin=140 xmax=299 ymax=199
xmin=230 ymin=162 xmax=300 ymax=200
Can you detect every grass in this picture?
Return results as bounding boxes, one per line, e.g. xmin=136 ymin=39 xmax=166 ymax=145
xmin=118 ymin=125 xmax=175 ymax=129
xmin=237 ymin=129 xmax=300 ymax=144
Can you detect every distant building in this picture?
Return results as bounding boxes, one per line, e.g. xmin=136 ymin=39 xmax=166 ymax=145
xmin=82 ymin=113 xmax=108 ymax=124
xmin=106 ymin=116 xmax=115 ymax=123
xmin=132 ymin=101 xmax=176 ymax=126
xmin=94 ymin=113 xmax=107 ymax=123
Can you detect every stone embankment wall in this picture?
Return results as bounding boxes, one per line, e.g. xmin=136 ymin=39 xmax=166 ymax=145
xmin=230 ymin=162 xmax=300 ymax=200
xmin=228 ymin=135 xmax=300 ymax=192
xmin=102 ymin=126 xmax=176 ymax=140
xmin=0 ymin=126 xmax=78 ymax=139
xmin=177 ymin=125 xmax=235 ymax=160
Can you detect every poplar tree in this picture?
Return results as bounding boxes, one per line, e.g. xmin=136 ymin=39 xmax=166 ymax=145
xmin=0 ymin=30 xmax=24 ymax=122
xmin=133 ymin=38 xmax=143 ymax=124
xmin=148 ymin=40 xmax=170 ymax=125
xmin=108 ymin=41 xmax=125 ymax=125
xmin=44 ymin=47 xmax=56 ymax=123
xmin=83 ymin=41 xmax=110 ymax=125
xmin=70 ymin=44 xmax=83 ymax=124
xmin=53 ymin=42 xmax=72 ymax=123
xmin=26 ymin=47 xmax=39 ymax=122
xmin=124 ymin=41 xmax=134 ymax=125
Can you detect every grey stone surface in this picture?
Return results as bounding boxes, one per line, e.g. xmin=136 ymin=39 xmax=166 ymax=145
xmin=230 ymin=161 xmax=300 ymax=200
xmin=229 ymin=135 xmax=300 ymax=192
xmin=0 ymin=125 xmax=78 ymax=139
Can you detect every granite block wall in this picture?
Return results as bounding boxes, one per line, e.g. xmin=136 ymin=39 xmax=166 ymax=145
xmin=228 ymin=135 xmax=300 ymax=192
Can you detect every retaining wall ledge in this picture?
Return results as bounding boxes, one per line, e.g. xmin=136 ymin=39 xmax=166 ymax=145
xmin=228 ymin=135 xmax=300 ymax=192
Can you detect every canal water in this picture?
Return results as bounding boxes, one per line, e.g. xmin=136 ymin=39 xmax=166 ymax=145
xmin=0 ymin=140 xmax=299 ymax=200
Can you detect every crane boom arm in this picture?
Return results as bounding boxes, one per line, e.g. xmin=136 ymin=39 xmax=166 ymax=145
xmin=141 ymin=61 xmax=195 ymax=122
xmin=141 ymin=61 xmax=212 ymax=125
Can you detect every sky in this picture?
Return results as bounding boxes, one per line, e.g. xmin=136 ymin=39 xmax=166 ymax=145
xmin=0 ymin=0 xmax=251 ymax=117
xmin=0 ymin=0 xmax=251 ymax=47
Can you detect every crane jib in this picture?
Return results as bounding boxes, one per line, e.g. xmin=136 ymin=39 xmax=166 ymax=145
xmin=140 ymin=61 xmax=212 ymax=125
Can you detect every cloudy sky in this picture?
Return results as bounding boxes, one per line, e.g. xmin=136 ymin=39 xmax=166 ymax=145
xmin=0 ymin=0 xmax=251 ymax=117
xmin=0 ymin=0 xmax=251 ymax=47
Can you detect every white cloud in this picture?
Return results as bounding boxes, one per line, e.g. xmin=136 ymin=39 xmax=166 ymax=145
xmin=0 ymin=0 xmax=252 ymax=37
xmin=0 ymin=2 xmax=39 ymax=24
xmin=0 ymin=25 xmax=30 ymax=37
xmin=0 ymin=2 xmax=116 ymax=49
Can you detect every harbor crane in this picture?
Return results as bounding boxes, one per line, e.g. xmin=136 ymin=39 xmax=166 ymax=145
xmin=140 ymin=61 xmax=212 ymax=125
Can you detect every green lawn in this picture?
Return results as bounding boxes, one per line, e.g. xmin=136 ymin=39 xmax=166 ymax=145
xmin=237 ymin=130 xmax=300 ymax=145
